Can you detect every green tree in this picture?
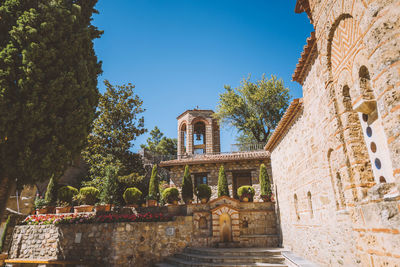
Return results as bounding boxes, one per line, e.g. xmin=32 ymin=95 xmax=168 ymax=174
xmin=259 ymin=164 xmax=272 ymax=197
xmin=217 ymin=165 xmax=229 ymax=197
xmin=99 ymin=165 xmax=120 ymax=205
xmin=141 ymin=126 xmax=177 ymax=156
xmin=215 ymin=74 xmax=291 ymax=143
xmin=82 ymin=80 xmax=146 ymax=182
xmin=44 ymin=175 xmax=57 ymax=206
xmin=0 ymin=0 xmax=102 ymax=218
xmin=148 ymin=164 xmax=159 ymax=200
xmin=181 ymin=165 xmax=193 ymax=203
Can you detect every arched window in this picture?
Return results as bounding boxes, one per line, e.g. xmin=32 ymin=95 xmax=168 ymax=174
xmin=199 ymin=216 xmax=207 ymax=229
xmin=307 ymin=191 xmax=313 ymax=218
xmin=193 ymin=121 xmax=206 ymax=154
xmin=294 ymin=194 xmax=300 ymax=220
xmin=336 ymin=172 xmax=346 ymax=209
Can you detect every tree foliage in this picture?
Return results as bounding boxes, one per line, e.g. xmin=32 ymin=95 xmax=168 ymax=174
xmin=99 ymin=165 xmax=120 ymax=205
xmin=181 ymin=165 xmax=193 ymax=202
xmin=44 ymin=175 xmax=57 ymax=206
xmin=82 ymin=80 xmax=146 ymax=182
xmin=215 ymin=74 xmax=291 ymax=143
xmin=259 ymin=164 xmax=271 ymax=196
xmin=0 ymin=0 xmax=102 ymax=187
xmin=148 ymin=164 xmax=159 ymax=200
xmin=141 ymin=126 xmax=177 ymax=156
xmin=217 ymin=165 xmax=229 ymax=197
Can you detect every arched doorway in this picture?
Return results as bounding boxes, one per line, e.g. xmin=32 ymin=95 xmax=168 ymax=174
xmin=219 ymin=213 xmax=232 ymax=243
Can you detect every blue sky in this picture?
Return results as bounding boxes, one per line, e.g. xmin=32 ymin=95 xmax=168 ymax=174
xmin=92 ymin=1 xmax=313 ymax=152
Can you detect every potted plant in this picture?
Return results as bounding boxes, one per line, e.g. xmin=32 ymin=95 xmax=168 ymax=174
xmin=237 ymin=186 xmax=255 ymax=202
xmin=73 ymin=187 xmax=99 ymax=213
xmin=97 ymin=165 xmax=119 ymax=212
xmin=181 ymin=165 xmax=193 ymax=204
xmin=196 ymin=184 xmax=212 ymax=204
xmin=56 ymin=186 xmax=78 ymax=214
xmin=123 ymin=187 xmax=142 ymax=209
xmin=43 ymin=174 xmax=58 ymax=214
xmin=162 ymin=187 xmax=180 ymax=205
xmin=147 ymin=165 xmax=159 ymax=207
xmin=259 ymin=164 xmax=272 ymax=202
xmin=34 ymin=196 xmax=49 ymax=214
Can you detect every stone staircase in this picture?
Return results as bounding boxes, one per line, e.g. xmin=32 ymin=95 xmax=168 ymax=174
xmin=155 ymin=247 xmax=288 ymax=267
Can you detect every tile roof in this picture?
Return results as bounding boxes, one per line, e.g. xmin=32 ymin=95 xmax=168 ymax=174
xmin=176 ymin=109 xmax=214 ymax=119
xmin=264 ymin=98 xmax=303 ymax=152
xmin=159 ymin=151 xmax=270 ymax=167
xmin=292 ymin=31 xmax=317 ymax=85
xmin=295 ymin=0 xmax=313 ymax=22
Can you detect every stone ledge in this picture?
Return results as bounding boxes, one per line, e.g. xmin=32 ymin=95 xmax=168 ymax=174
xmin=282 ymin=251 xmax=319 ymax=267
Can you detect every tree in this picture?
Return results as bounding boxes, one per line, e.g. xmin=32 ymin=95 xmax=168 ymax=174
xmin=148 ymin=164 xmax=159 ymax=200
xmin=44 ymin=175 xmax=57 ymax=206
xmin=181 ymin=165 xmax=193 ymax=203
xmin=0 ymin=0 xmax=102 ymax=218
xmin=259 ymin=164 xmax=272 ymax=197
xmin=217 ymin=165 xmax=229 ymax=197
xmin=82 ymin=80 xmax=146 ymax=181
xmin=215 ymin=74 xmax=291 ymax=143
xmin=99 ymin=165 xmax=120 ymax=206
xmin=141 ymin=126 xmax=177 ymax=156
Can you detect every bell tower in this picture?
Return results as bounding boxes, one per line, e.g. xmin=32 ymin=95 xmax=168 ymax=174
xmin=176 ymin=109 xmax=220 ymax=156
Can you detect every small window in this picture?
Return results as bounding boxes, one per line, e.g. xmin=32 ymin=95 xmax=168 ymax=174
xmin=199 ymin=216 xmax=208 ymax=229
xmin=307 ymin=191 xmax=313 ymax=218
xmin=194 ymin=173 xmax=208 ymax=186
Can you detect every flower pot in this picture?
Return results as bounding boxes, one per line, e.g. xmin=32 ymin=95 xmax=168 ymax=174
xmin=172 ymin=200 xmax=179 ymax=205
xmin=36 ymin=206 xmax=55 ymax=214
xmin=147 ymin=199 xmax=157 ymax=207
xmin=184 ymin=199 xmax=192 ymax=204
xmin=74 ymin=205 xmax=94 ymax=213
xmin=36 ymin=207 xmax=48 ymax=215
xmin=200 ymin=198 xmax=208 ymax=204
xmin=261 ymin=195 xmax=272 ymax=202
xmin=242 ymin=197 xmax=249 ymax=202
xmin=56 ymin=206 xmax=72 ymax=214
xmin=95 ymin=204 xmax=112 ymax=212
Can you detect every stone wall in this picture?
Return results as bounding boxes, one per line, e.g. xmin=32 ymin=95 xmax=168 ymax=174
xmin=9 ymin=216 xmax=193 ymax=267
xmin=169 ymin=160 xmax=271 ymax=200
xmin=269 ymin=0 xmax=400 ymax=266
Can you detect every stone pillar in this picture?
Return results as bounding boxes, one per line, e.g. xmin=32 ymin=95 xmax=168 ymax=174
xmin=205 ymin=124 xmax=213 ymax=154
xmin=187 ymin=124 xmax=194 ymax=154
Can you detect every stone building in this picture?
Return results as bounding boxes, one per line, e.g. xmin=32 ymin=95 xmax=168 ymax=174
xmin=264 ymin=0 xmax=400 ymax=266
xmin=160 ymin=109 xmax=270 ymax=200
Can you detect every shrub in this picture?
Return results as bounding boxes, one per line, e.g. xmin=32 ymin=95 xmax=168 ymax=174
xmin=99 ymin=165 xmax=120 ymax=205
xmin=196 ymin=184 xmax=211 ymax=201
xmin=162 ymin=187 xmax=180 ymax=204
xmin=148 ymin=165 xmax=159 ymax=201
xmin=123 ymin=187 xmax=142 ymax=205
xmin=0 ymin=215 xmax=10 ymax=252
xmin=259 ymin=164 xmax=272 ymax=197
xmin=76 ymin=187 xmax=100 ymax=205
xmin=44 ymin=175 xmax=58 ymax=206
xmin=217 ymin=165 xmax=229 ymax=197
xmin=34 ymin=196 xmax=48 ymax=209
xmin=237 ymin=186 xmax=255 ymax=201
xmin=57 ymin=186 xmax=78 ymax=205
xmin=181 ymin=165 xmax=193 ymax=203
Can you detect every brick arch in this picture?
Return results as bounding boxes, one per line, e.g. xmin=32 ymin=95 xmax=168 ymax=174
xmin=190 ymin=117 xmax=210 ymax=126
xmin=179 ymin=121 xmax=187 ymax=131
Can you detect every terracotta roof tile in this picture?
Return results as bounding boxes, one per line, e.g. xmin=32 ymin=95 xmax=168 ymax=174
xmin=292 ymin=31 xmax=317 ymax=85
xmin=159 ymin=151 xmax=270 ymax=167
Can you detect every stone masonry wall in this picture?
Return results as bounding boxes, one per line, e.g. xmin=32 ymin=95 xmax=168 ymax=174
xmin=270 ymin=0 xmax=400 ymax=266
xmin=9 ymin=216 xmax=193 ymax=267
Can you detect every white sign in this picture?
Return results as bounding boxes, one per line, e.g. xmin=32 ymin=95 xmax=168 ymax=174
xmin=74 ymin=233 xmax=82 ymax=243
xmin=165 ymin=227 xmax=175 ymax=236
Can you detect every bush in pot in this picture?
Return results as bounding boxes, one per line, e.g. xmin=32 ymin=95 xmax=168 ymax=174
xmin=259 ymin=163 xmax=272 ymax=202
xmin=34 ymin=196 xmax=48 ymax=214
xmin=123 ymin=187 xmax=142 ymax=208
xmin=196 ymin=184 xmax=212 ymax=204
xmin=74 ymin=187 xmax=99 ymax=213
xmin=237 ymin=186 xmax=255 ymax=202
xmin=147 ymin=165 xmax=159 ymax=206
xmin=162 ymin=187 xmax=180 ymax=205
xmin=97 ymin=165 xmax=119 ymax=211
xmin=56 ymin=186 xmax=78 ymax=213
xmin=181 ymin=165 xmax=193 ymax=204
xmin=43 ymin=175 xmax=57 ymax=213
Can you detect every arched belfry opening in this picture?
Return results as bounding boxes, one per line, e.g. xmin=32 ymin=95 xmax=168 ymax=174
xmin=176 ymin=109 xmax=220 ymax=157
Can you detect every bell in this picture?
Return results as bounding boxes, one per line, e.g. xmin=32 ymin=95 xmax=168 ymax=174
xmin=196 ymin=133 xmax=201 ymax=141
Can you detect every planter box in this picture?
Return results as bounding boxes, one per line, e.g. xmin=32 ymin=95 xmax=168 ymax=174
xmin=146 ymin=200 xmax=157 ymax=207
xmin=94 ymin=204 xmax=112 ymax=212
xmin=36 ymin=206 xmax=55 ymax=215
xmin=74 ymin=205 xmax=94 ymax=213
xmin=56 ymin=206 xmax=72 ymax=214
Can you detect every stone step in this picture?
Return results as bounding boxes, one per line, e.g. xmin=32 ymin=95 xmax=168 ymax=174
xmin=165 ymin=256 xmax=288 ymax=267
xmin=175 ymin=252 xmax=285 ymax=264
xmin=184 ymin=247 xmax=284 ymax=257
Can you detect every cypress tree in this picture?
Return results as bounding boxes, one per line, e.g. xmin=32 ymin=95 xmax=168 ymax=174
xmin=44 ymin=175 xmax=57 ymax=206
xmin=100 ymin=165 xmax=120 ymax=205
xmin=0 ymin=0 xmax=102 ymax=218
xmin=181 ymin=165 xmax=193 ymax=203
xmin=260 ymin=164 xmax=272 ymax=197
xmin=217 ymin=165 xmax=229 ymax=197
xmin=148 ymin=164 xmax=159 ymax=200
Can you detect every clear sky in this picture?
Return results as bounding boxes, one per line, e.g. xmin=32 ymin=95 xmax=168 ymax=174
xmin=92 ymin=0 xmax=314 ymax=152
